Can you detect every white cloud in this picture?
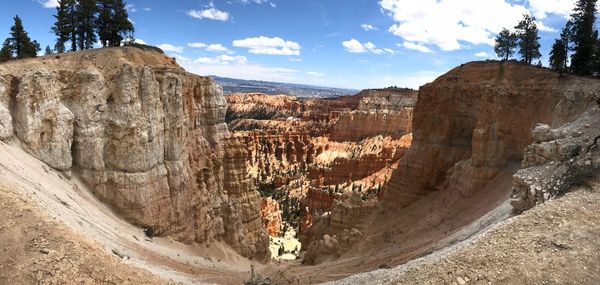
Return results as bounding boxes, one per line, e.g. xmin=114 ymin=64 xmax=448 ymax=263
xmin=475 ymin=51 xmax=489 ymax=58
xmin=134 ymin=39 xmax=147 ymax=45
xmin=206 ymin=44 xmax=234 ymax=53
xmin=39 ymin=0 xmax=58 ymax=8
xmin=306 ymin=71 xmax=325 ymax=76
xmin=240 ymin=0 xmax=268 ymax=4
xmin=401 ymin=42 xmax=434 ymax=53
xmin=233 ymin=36 xmax=301 ymax=55
xmin=380 ymin=0 xmax=531 ymax=51
xmin=188 ymin=42 xmax=234 ymax=53
xmin=187 ymin=5 xmax=230 ymax=21
xmin=178 ymin=56 xmax=298 ymax=82
xmin=126 ymin=4 xmax=137 ymax=12
xmin=384 ymin=48 xmax=395 ymax=54
xmin=195 ymin=55 xmax=248 ymax=65
xmin=158 ymin=44 xmax=184 ymax=53
xmin=361 ymin=24 xmax=378 ymax=31
xmin=342 ymin=39 xmax=385 ymax=54
xmin=289 ymin=58 xmax=302 ymax=62
xmin=342 ymin=39 xmax=367 ymax=53
xmin=368 ymin=70 xmax=443 ymax=89
xmin=528 ymin=0 xmax=575 ymax=19
xmin=536 ymin=21 xmax=558 ymax=33
xmin=188 ymin=42 xmax=207 ymax=48
xmin=144 ymin=7 xmax=151 ymax=12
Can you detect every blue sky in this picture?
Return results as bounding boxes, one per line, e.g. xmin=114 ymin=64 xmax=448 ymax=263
xmin=1 ymin=0 xmax=576 ymax=89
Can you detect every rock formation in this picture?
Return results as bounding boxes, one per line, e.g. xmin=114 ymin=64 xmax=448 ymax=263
xmin=385 ymin=62 xmax=599 ymax=209
xmin=329 ymin=89 xmax=416 ymax=142
xmin=511 ymin=110 xmax=600 ymax=211
xmin=0 ymin=47 xmax=268 ymax=261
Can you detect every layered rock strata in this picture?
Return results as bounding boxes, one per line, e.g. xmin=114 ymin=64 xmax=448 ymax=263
xmin=385 ymin=62 xmax=600 ymax=209
xmin=0 ymin=47 xmax=268 ymax=261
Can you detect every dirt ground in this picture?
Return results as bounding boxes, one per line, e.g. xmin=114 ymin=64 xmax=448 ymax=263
xmin=0 ymin=185 xmax=173 ymax=285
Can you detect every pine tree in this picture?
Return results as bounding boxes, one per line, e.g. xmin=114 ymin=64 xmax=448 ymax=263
xmin=3 ymin=16 xmax=41 ymax=59
xmin=76 ymin=0 xmax=98 ymax=50
xmin=0 ymin=40 xmax=12 ymax=62
xmin=550 ymin=26 xmax=571 ymax=73
xmin=96 ymin=0 xmax=113 ymax=47
xmin=97 ymin=0 xmax=134 ymax=47
xmin=494 ymin=28 xmax=518 ymax=60
xmin=570 ymin=0 xmax=598 ymax=75
xmin=550 ymin=39 xmax=569 ymax=72
xmin=514 ymin=14 xmax=541 ymax=64
xmin=112 ymin=0 xmax=134 ymax=45
xmin=52 ymin=0 xmax=77 ymax=52
xmin=45 ymin=45 xmax=53 ymax=55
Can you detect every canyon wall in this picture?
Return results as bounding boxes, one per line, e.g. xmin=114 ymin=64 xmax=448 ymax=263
xmin=385 ymin=61 xmax=600 ymax=209
xmin=330 ymin=89 xmax=416 ymax=142
xmin=0 ymin=47 xmax=268 ymax=261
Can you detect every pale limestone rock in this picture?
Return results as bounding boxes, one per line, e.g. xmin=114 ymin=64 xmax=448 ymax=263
xmin=0 ymin=77 xmax=12 ymax=140
xmin=13 ymin=70 xmax=74 ymax=170
xmin=0 ymin=47 xmax=269 ymax=261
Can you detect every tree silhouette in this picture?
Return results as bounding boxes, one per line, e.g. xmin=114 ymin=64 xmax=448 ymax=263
xmin=2 ymin=16 xmax=41 ymax=60
xmin=494 ymin=28 xmax=518 ymax=61
xmin=514 ymin=14 xmax=541 ymax=64
xmin=570 ymin=0 xmax=598 ymax=75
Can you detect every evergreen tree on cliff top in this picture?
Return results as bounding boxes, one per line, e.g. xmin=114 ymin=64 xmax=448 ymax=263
xmin=550 ymin=26 xmax=571 ymax=72
xmin=514 ymin=14 xmax=541 ymax=64
xmin=52 ymin=0 xmax=78 ymax=52
xmin=569 ymin=0 xmax=598 ymax=75
xmin=2 ymin=16 xmax=41 ymax=60
xmin=76 ymin=0 xmax=98 ymax=50
xmin=494 ymin=28 xmax=518 ymax=60
xmin=97 ymin=0 xmax=135 ymax=47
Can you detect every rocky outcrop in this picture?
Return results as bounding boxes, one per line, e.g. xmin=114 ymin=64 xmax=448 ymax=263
xmin=385 ymin=61 xmax=600 ymax=209
xmin=511 ymin=109 xmax=600 ymax=211
xmin=0 ymin=47 xmax=268 ymax=261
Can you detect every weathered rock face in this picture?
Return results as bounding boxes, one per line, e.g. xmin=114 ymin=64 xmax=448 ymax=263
xmin=356 ymin=88 xmax=417 ymax=111
xmin=511 ymin=109 xmax=600 ymax=211
xmin=330 ymin=88 xmax=416 ymax=142
xmin=385 ymin=61 xmax=600 ymax=209
xmin=329 ymin=111 xmax=413 ymax=142
xmin=0 ymin=76 xmax=14 ymax=140
xmin=0 ymin=47 xmax=268 ymax=261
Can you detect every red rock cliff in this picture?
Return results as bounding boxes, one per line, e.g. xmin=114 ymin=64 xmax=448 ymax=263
xmin=385 ymin=61 xmax=599 ymax=208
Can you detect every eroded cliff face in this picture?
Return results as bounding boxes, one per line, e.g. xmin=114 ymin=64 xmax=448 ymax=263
xmin=385 ymin=62 xmax=599 ymax=209
xmin=0 ymin=47 xmax=268 ymax=261
xmin=330 ymin=88 xmax=416 ymax=142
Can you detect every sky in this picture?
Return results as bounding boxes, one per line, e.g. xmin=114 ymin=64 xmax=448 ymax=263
xmin=0 ymin=0 xmax=578 ymax=90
